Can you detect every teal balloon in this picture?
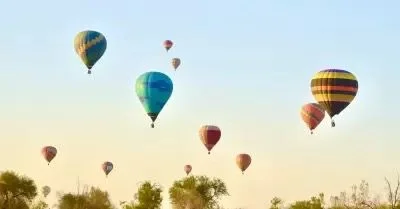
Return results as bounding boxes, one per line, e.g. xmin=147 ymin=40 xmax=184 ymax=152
xmin=135 ymin=71 xmax=173 ymax=128
xmin=74 ymin=30 xmax=107 ymax=74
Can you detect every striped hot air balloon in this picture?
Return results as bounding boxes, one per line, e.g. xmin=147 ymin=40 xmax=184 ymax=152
xmin=199 ymin=125 xmax=221 ymax=155
xmin=310 ymin=69 xmax=358 ymax=127
xmin=300 ymin=103 xmax=326 ymax=134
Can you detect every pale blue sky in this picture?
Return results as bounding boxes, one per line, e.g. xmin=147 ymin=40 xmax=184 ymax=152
xmin=0 ymin=0 xmax=399 ymax=208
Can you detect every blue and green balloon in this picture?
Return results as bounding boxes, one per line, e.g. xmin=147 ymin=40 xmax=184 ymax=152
xmin=135 ymin=71 xmax=173 ymax=128
xmin=74 ymin=30 xmax=107 ymax=74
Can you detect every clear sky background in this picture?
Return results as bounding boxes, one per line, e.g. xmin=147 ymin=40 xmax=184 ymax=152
xmin=0 ymin=0 xmax=399 ymax=208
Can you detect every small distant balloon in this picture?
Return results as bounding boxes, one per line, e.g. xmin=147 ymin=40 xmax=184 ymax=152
xmin=199 ymin=125 xmax=221 ymax=154
xmin=102 ymin=161 xmax=113 ymax=177
xmin=163 ymin=40 xmax=173 ymax=52
xmin=172 ymin=58 xmax=181 ymax=70
xmin=41 ymin=146 xmax=57 ymax=165
xmin=184 ymin=165 xmax=192 ymax=176
xmin=236 ymin=154 xmax=251 ymax=174
xmin=300 ymin=103 xmax=326 ymax=134
xmin=42 ymin=186 xmax=51 ymax=198
xmin=135 ymin=71 xmax=173 ymax=128
xmin=74 ymin=30 xmax=107 ymax=74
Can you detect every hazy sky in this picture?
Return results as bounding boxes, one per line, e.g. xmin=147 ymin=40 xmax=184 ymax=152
xmin=0 ymin=0 xmax=399 ymax=208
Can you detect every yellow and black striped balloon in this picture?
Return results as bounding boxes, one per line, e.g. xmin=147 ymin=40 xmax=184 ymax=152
xmin=310 ymin=69 xmax=358 ymax=127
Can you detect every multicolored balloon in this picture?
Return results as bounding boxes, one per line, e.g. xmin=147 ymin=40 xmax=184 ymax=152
xmin=41 ymin=186 xmax=51 ymax=198
xmin=311 ymin=69 xmax=358 ymax=127
xmin=300 ymin=103 xmax=326 ymax=134
xmin=172 ymin=58 xmax=181 ymax=70
xmin=199 ymin=125 xmax=221 ymax=154
xmin=135 ymin=71 xmax=174 ymax=128
xmin=184 ymin=165 xmax=192 ymax=176
xmin=41 ymin=146 xmax=57 ymax=165
xmin=236 ymin=154 xmax=251 ymax=174
xmin=102 ymin=161 xmax=113 ymax=177
xmin=163 ymin=40 xmax=173 ymax=52
xmin=74 ymin=30 xmax=107 ymax=74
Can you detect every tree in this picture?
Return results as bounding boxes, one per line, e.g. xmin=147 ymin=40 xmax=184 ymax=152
xmin=384 ymin=174 xmax=400 ymax=209
xmin=289 ymin=193 xmax=324 ymax=209
xmin=57 ymin=193 xmax=88 ymax=209
xmin=329 ymin=180 xmax=380 ymax=209
xmin=121 ymin=181 xmax=163 ymax=209
xmin=269 ymin=197 xmax=283 ymax=209
xmin=56 ymin=186 xmax=115 ymax=209
xmin=30 ymin=200 xmax=49 ymax=209
xmin=0 ymin=170 xmax=38 ymax=209
xmin=169 ymin=175 xmax=229 ymax=209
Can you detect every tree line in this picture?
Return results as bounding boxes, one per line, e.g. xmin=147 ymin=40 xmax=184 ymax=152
xmin=0 ymin=170 xmax=228 ymax=209
xmin=269 ymin=177 xmax=400 ymax=209
xmin=1 ymin=170 xmax=400 ymax=209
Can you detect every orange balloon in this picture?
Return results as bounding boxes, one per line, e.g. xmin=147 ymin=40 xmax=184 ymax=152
xmin=300 ymin=103 xmax=326 ymax=134
xmin=236 ymin=153 xmax=251 ymax=174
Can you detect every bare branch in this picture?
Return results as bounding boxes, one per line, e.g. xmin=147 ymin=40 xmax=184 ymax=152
xmin=385 ymin=177 xmax=394 ymax=209
xmin=394 ymin=173 xmax=400 ymax=208
xmin=360 ymin=200 xmax=377 ymax=209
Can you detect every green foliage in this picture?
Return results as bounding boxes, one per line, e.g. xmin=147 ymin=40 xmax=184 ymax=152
xmin=56 ymin=186 xmax=115 ymax=209
xmin=121 ymin=181 xmax=163 ymax=209
xmin=270 ymin=197 xmax=283 ymax=209
xmin=269 ymin=178 xmax=400 ymax=209
xmin=0 ymin=170 xmax=38 ymax=209
xmin=30 ymin=200 xmax=48 ymax=209
xmin=4 ymin=169 xmax=400 ymax=209
xmin=289 ymin=193 xmax=324 ymax=209
xmin=169 ymin=175 xmax=229 ymax=209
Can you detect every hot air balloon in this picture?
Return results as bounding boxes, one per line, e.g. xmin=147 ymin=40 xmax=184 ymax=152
xmin=41 ymin=146 xmax=57 ymax=165
xmin=163 ymin=40 xmax=173 ymax=52
xmin=172 ymin=58 xmax=181 ymax=70
xmin=102 ymin=161 xmax=113 ymax=177
xmin=311 ymin=69 xmax=358 ymax=127
xmin=300 ymin=103 xmax=326 ymax=134
xmin=236 ymin=154 xmax=251 ymax=174
xmin=135 ymin=71 xmax=173 ymax=128
xmin=41 ymin=186 xmax=51 ymax=198
xmin=199 ymin=125 xmax=221 ymax=154
xmin=184 ymin=165 xmax=192 ymax=176
xmin=74 ymin=30 xmax=107 ymax=74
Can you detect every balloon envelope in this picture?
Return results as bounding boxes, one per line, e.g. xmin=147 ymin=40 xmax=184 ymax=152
xmin=163 ymin=40 xmax=173 ymax=51
xmin=42 ymin=186 xmax=51 ymax=198
xmin=41 ymin=146 xmax=57 ymax=165
xmin=102 ymin=161 xmax=113 ymax=176
xmin=199 ymin=125 xmax=221 ymax=154
xmin=172 ymin=58 xmax=181 ymax=70
xmin=135 ymin=71 xmax=173 ymax=128
xmin=74 ymin=30 xmax=107 ymax=74
xmin=236 ymin=154 xmax=251 ymax=174
xmin=300 ymin=103 xmax=325 ymax=134
xmin=310 ymin=69 xmax=358 ymax=126
xmin=184 ymin=165 xmax=192 ymax=175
